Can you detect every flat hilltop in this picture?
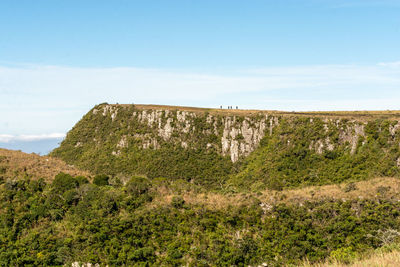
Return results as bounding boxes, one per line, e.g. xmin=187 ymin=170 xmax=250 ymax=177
xmin=118 ymin=103 xmax=400 ymax=120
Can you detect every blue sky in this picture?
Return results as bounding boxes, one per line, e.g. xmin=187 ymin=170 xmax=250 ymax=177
xmin=1 ymin=0 xmax=400 ymax=67
xmin=1 ymin=0 xmax=400 ymax=153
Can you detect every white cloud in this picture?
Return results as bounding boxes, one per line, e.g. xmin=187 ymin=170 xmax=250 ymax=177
xmin=1 ymin=62 xmax=400 ymax=135
xmin=378 ymin=61 xmax=400 ymax=68
xmin=1 ymin=63 xmax=399 ymax=103
xmin=0 ymin=133 xmax=65 ymax=143
xmin=0 ymin=65 xmax=277 ymax=104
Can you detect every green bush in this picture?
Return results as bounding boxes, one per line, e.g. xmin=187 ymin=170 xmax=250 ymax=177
xmin=171 ymin=195 xmax=185 ymax=208
xmin=75 ymin=176 xmax=89 ymax=185
xmin=125 ymin=176 xmax=150 ymax=196
xmin=93 ymin=174 xmax=109 ymax=186
xmin=52 ymin=172 xmax=78 ymax=193
xmin=330 ymin=247 xmax=356 ymax=264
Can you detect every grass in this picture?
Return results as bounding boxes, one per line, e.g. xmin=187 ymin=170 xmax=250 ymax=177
xmin=342 ymin=250 xmax=400 ymax=267
xmin=0 ymin=148 xmax=90 ymax=182
xmin=148 ymin=177 xmax=400 ymax=211
xmin=122 ymin=103 xmax=400 ymax=120
xmin=301 ymin=249 xmax=400 ymax=267
xmin=268 ymin=177 xmax=400 ymax=204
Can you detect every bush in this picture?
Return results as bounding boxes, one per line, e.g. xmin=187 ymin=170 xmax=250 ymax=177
xmin=93 ymin=174 xmax=109 ymax=186
xmin=52 ymin=172 xmax=78 ymax=193
xmin=75 ymin=176 xmax=89 ymax=186
xmin=330 ymin=247 xmax=356 ymax=264
xmin=171 ymin=195 xmax=185 ymax=208
xmin=63 ymin=189 xmax=79 ymax=206
xmin=126 ymin=176 xmax=150 ymax=196
xmin=343 ymin=182 xmax=357 ymax=193
xmin=0 ymin=166 xmax=6 ymax=174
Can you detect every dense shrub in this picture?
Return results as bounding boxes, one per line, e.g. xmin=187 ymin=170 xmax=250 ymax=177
xmin=171 ymin=195 xmax=185 ymax=208
xmin=231 ymin=118 xmax=400 ymax=189
xmin=2 ymin=174 xmax=400 ymax=266
xmin=125 ymin=176 xmax=150 ymax=196
xmin=75 ymin=175 xmax=89 ymax=185
xmin=93 ymin=174 xmax=109 ymax=186
xmin=52 ymin=172 xmax=78 ymax=193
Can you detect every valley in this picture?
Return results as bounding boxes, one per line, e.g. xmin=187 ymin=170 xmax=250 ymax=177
xmin=2 ymin=104 xmax=400 ymax=266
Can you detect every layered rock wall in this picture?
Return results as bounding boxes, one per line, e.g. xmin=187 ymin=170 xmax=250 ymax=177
xmin=89 ymin=104 xmax=396 ymax=163
xmin=94 ymin=105 xmax=280 ymax=162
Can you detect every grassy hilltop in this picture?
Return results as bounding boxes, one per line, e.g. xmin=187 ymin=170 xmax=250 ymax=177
xmin=3 ymin=104 xmax=400 ymax=266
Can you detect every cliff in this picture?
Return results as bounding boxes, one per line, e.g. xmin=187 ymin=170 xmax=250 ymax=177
xmin=51 ymin=104 xmax=400 ymax=188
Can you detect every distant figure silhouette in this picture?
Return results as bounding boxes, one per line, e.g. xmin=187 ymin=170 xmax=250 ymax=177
xmin=236 ymin=106 xmax=238 ymax=109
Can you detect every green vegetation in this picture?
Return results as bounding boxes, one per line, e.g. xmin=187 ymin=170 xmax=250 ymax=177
xmin=51 ymin=104 xmax=233 ymax=188
xmin=231 ymin=118 xmax=400 ymax=190
xmin=20 ymin=104 xmax=400 ymax=265
xmin=52 ymin=104 xmax=400 ymax=190
xmin=2 ymin=173 xmax=400 ymax=266
xmin=93 ymin=174 xmax=109 ymax=186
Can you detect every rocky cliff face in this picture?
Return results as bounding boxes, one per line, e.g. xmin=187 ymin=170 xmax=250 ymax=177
xmin=91 ymin=104 xmax=282 ymax=163
xmin=92 ymin=104 xmax=386 ymax=161
xmin=51 ymin=104 xmax=400 ymax=188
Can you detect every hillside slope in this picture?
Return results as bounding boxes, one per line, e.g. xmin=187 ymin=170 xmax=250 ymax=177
xmin=0 ymin=148 xmax=90 ymax=182
xmin=51 ymin=103 xmax=400 ymax=189
xmin=3 ymin=126 xmax=400 ymax=265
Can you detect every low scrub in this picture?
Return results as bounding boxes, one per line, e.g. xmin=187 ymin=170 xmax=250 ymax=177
xmin=2 ymin=173 xmax=400 ymax=266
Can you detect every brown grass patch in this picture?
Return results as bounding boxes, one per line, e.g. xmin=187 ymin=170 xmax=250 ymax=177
xmin=0 ymin=148 xmax=90 ymax=182
xmin=301 ymin=249 xmax=400 ymax=267
xmin=267 ymin=177 xmax=400 ymax=205
xmin=149 ymin=184 xmax=253 ymax=210
xmin=149 ymin=177 xmax=400 ymax=210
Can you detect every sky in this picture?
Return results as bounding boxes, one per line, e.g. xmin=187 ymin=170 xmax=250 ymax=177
xmin=1 ymin=0 xmax=400 ymax=153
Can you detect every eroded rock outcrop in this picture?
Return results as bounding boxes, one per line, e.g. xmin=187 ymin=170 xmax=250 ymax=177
xmin=128 ymin=108 xmax=277 ymax=162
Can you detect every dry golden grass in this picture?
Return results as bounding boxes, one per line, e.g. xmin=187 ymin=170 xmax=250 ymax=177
xmin=123 ymin=103 xmax=274 ymax=116
xmin=0 ymin=148 xmax=90 ymax=182
xmin=150 ymin=177 xmax=400 ymax=210
xmin=117 ymin=103 xmax=400 ymax=121
xmin=266 ymin=177 xmax=400 ymax=204
xmin=301 ymin=250 xmax=400 ymax=267
xmin=148 ymin=181 xmax=259 ymax=210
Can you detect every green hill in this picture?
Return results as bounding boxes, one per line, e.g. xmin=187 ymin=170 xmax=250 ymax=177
xmin=51 ymin=103 xmax=400 ymax=190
